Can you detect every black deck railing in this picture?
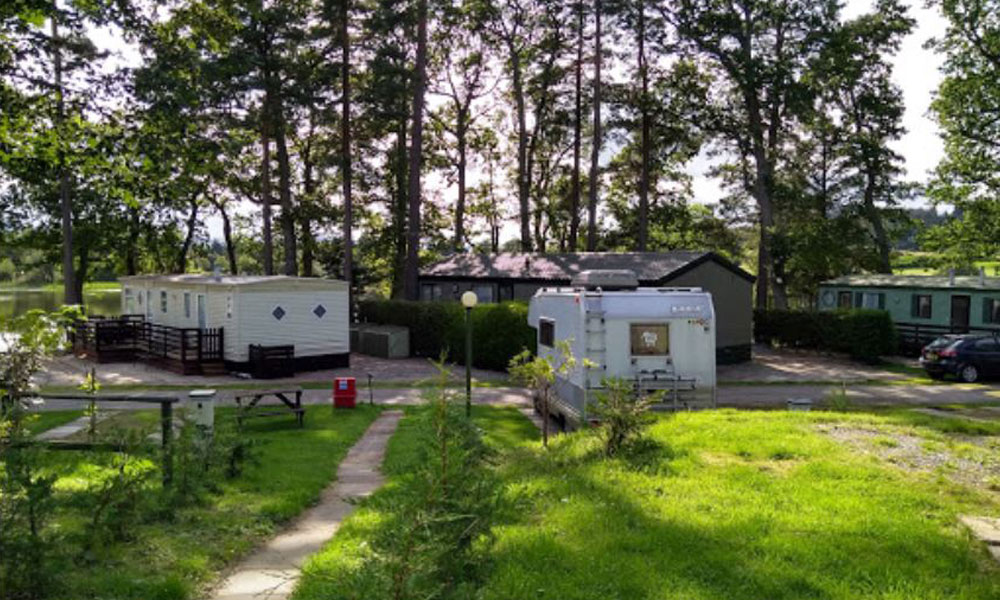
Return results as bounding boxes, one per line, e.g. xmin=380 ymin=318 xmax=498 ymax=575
xmin=72 ymin=315 xmax=224 ymax=372
xmin=895 ymin=321 xmax=1000 ymax=355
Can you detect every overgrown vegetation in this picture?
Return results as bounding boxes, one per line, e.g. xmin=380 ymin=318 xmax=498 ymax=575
xmin=295 ymin=372 xmax=510 ymax=600
xmin=754 ymin=308 xmax=898 ymax=362
xmin=358 ymin=299 xmax=535 ymax=371
xmin=591 ymin=377 xmax=656 ymax=456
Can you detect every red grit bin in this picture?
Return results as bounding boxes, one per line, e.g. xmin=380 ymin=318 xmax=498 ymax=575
xmin=333 ymin=377 xmax=357 ymax=409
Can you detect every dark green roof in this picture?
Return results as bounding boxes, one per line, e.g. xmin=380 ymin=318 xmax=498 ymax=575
xmin=821 ymin=274 xmax=1000 ymax=291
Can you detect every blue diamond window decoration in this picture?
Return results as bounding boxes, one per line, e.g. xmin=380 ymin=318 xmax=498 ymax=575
xmin=313 ymin=304 xmax=327 ymax=318
xmin=272 ymin=306 xmax=286 ymax=321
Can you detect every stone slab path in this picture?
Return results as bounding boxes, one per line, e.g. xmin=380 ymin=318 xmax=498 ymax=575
xmin=960 ymin=516 xmax=1000 ymax=562
xmin=207 ymin=410 xmax=404 ymax=600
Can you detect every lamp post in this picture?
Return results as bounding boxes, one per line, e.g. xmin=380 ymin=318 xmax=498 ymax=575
xmin=460 ymin=291 xmax=478 ymax=417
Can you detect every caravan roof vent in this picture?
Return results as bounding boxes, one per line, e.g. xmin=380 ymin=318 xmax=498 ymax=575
xmin=571 ymin=269 xmax=640 ymax=291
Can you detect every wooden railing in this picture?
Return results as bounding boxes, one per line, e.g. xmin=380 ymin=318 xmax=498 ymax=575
xmin=72 ymin=315 xmax=223 ymax=371
xmin=895 ymin=321 xmax=1000 ymax=355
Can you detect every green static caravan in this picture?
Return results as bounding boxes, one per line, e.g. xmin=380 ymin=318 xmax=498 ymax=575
xmin=818 ymin=273 xmax=1000 ymax=352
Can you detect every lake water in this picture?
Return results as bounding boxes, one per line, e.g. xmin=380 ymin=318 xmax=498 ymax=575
xmin=0 ymin=288 xmax=122 ymax=319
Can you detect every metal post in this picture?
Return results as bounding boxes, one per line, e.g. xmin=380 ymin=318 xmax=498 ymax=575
xmin=465 ymin=306 xmax=472 ymax=417
xmin=161 ymin=401 xmax=173 ymax=487
xmin=367 ymin=373 xmax=374 ymax=405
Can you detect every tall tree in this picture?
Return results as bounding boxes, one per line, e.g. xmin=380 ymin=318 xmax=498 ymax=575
xmin=924 ymin=0 xmax=1000 ymax=264
xmin=662 ymin=0 xmax=839 ymax=309
xmin=586 ymin=0 xmax=602 ymax=251
xmin=403 ymin=0 xmax=429 ymax=300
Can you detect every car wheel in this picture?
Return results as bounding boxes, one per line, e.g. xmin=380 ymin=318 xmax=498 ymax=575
xmin=959 ymin=364 xmax=980 ymax=383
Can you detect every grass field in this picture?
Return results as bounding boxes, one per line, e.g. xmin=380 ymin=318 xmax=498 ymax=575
xmin=295 ymin=405 xmax=1000 ymax=600
xmin=24 ymin=409 xmax=84 ymax=435
xmin=484 ymin=409 xmax=1000 ymax=600
xmin=19 ymin=404 xmax=381 ymax=600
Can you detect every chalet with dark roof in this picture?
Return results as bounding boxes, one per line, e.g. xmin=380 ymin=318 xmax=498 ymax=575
xmin=419 ymin=251 xmax=754 ymax=363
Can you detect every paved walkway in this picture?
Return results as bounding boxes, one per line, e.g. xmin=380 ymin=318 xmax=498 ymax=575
xmin=38 ymin=353 xmax=507 ymax=388
xmin=207 ymin=410 xmax=403 ymax=600
xmin=34 ymin=412 xmax=111 ymax=441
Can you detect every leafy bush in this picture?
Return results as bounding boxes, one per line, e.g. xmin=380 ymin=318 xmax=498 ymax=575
xmin=754 ymin=308 xmax=898 ymax=362
xmin=357 ymin=299 xmax=536 ymax=371
xmin=591 ymin=377 xmax=656 ymax=457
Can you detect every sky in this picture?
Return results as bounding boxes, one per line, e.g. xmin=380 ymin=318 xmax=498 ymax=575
xmin=88 ymin=0 xmax=952 ymax=242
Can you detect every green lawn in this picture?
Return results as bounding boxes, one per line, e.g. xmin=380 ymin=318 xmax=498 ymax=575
xmin=296 ymin=406 xmax=1000 ymax=600
xmin=24 ymin=409 xmax=84 ymax=436
xmin=484 ymin=409 xmax=1000 ymax=600
xmin=24 ymin=404 xmax=381 ymax=600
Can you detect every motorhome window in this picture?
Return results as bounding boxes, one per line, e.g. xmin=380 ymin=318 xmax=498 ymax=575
xmin=539 ymin=319 xmax=555 ymax=347
xmin=630 ymin=323 xmax=669 ymax=356
xmin=837 ymin=291 xmax=852 ymax=309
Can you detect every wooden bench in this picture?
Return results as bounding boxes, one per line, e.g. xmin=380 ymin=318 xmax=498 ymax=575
xmin=233 ymin=388 xmax=305 ymax=427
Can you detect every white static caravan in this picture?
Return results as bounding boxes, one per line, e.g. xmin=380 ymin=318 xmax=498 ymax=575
xmin=527 ymin=270 xmax=716 ymax=427
xmin=119 ymin=274 xmax=350 ymax=371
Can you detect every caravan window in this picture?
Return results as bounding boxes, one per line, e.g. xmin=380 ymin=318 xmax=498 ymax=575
xmin=160 ymin=290 xmax=168 ymax=313
xmin=184 ymin=293 xmax=191 ymax=319
xmin=538 ymin=318 xmax=555 ymax=347
xmin=630 ymin=323 xmax=669 ymax=356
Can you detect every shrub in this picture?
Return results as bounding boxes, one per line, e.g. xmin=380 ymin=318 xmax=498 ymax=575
xmin=357 ymin=299 xmax=536 ymax=371
xmin=591 ymin=377 xmax=656 ymax=457
xmin=753 ymin=308 xmax=898 ymax=362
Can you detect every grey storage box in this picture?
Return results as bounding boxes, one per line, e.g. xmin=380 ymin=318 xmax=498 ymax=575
xmin=358 ymin=325 xmax=410 ymax=359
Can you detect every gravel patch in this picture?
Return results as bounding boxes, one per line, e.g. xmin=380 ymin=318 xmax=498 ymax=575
xmin=819 ymin=424 xmax=1000 ymax=493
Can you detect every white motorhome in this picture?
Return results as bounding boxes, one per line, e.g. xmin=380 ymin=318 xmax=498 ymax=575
xmin=527 ymin=270 xmax=716 ymax=427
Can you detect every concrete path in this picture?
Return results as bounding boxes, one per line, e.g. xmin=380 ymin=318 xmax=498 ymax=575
xmin=34 ymin=412 xmax=111 ymax=441
xmin=207 ymin=410 xmax=403 ymax=600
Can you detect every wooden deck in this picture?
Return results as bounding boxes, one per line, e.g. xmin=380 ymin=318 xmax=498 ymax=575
xmin=72 ymin=315 xmax=225 ymax=375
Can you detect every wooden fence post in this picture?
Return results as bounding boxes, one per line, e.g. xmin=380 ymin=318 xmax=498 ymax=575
xmin=161 ymin=401 xmax=173 ymax=487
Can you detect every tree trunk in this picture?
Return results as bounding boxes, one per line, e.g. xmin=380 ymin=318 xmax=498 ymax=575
xmin=863 ymin=169 xmax=893 ymax=273
xmin=274 ymin=103 xmax=297 ymax=276
xmin=454 ymin=116 xmax=467 ymax=252
xmin=341 ymin=0 xmax=354 ymax=293
xmin=404 ymin=0 xmax=428 ymax=301
xmin=392 ymin=127 xmax=408 ymax=298
xmin=637 ymin=1 xmax=650 ymax=252
xmin=260 ymin=109 xmax=275 ymax=276
xmin=587 ymin=0 xmax=602 ymax=251
xmin=73 ymin=245 xmax=88 ymax=310
xmin=125 ymin=206 xmax=140 ymax=276
xmin=301 ymin=129 xmax=316 ymax=278
xmin=212 ymin=199 xmax=238 ymax=275
xmin=52 ymin=17 xmax=78 ymax=305
xmin=176 ymin=196 xmax=199 ymax=274
xmin=509 ymin=47 xmax=531 ymax=251
xmin=569 ymin=0 xmax=584 ymax=250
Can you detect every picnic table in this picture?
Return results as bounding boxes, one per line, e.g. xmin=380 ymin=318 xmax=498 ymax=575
xmin=233 ymin=387 xmax=305 ymax=427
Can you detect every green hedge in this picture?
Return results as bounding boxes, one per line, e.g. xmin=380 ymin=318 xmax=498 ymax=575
xmin=753 ymin=308 xmax=898 ymax=362
xmin=357 ymin=299 xmax=536 ymax=371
